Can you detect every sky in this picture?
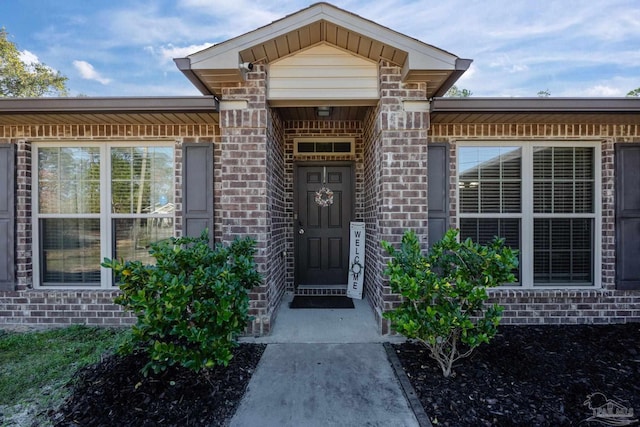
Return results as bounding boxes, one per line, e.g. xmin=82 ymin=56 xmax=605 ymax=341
xmin=1 ymin=0 xmax=639 ymax=98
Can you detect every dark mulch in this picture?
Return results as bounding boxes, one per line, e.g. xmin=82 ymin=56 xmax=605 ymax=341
xmin=51 ymin=344 xmax=266 ymax=427
xmin=393 ymin=324 xmax=640 ymax=426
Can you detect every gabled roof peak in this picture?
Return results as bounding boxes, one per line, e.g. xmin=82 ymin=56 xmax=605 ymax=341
xmin=175 ymin=2 xmax=470 ymax=98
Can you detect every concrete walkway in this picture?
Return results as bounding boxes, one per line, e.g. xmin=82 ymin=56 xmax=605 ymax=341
xmin=231 ymin=294 xmax=420 ymax=427
xmin=230 ymin=343 xmax=419 ymax=427
xmin=242 ymin=293 xmax=405 ymax=345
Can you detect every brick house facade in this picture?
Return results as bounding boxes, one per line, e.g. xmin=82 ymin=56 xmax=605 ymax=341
xmin=1 ymin=3 xmax=639 ymax=335
xmin=429 ymin=107 xmax=640 ymax=325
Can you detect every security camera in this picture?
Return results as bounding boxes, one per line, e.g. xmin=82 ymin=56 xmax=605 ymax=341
xmin=239 ymin=62 xmax=254 ymax=71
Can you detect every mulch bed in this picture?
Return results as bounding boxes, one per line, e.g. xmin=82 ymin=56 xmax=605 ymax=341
xmin=393 ymin=324 xmax=640 ymax=426
xmin=49 ymin=325 xmax=640 ymax=426
xmin=51 ymin=344 xmax=266 ymax=427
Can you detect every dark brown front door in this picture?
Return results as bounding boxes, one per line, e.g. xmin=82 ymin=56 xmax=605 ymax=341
xmin=295 ymin=165 xmax=353 ymax=287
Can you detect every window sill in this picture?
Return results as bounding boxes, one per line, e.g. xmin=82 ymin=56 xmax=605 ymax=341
xmin=488 ymin=287 xmax=608 ymax=297
xmin=31 ymin=286 xmax=120 ymax=292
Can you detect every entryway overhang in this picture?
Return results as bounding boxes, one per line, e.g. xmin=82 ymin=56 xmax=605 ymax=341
xmin=175 ymin=2 xmax=471 ymax=102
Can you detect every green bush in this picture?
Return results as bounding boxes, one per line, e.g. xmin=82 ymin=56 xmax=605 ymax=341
xmin=382 ymin=229 xmax=518 ymax=377
xmin=102 ymin=233 xmax=261 ymax=375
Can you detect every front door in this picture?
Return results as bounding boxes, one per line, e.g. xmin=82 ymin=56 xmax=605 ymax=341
xmin=295 ymin=165 xmax=353 ymax=287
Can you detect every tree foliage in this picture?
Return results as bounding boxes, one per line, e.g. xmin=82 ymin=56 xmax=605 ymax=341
xmin=0 ymin=28 xmax=68 ymax=97
xmin=537 ymin=89 xmax=551 ymax=97
xmin=382 ymin=229 xmax=518 ymax=377
xmin=627 ymin=88 xmax=640 ymax=97
xmin=445 ymin=85 xmax=473 ymax=97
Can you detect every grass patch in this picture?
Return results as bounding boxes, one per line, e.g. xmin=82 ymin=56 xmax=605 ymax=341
xmin=0 ymin=325 xmax=129 ymax=424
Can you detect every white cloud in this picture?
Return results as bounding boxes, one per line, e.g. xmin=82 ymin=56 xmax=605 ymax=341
xmin=19 ymin=49 xmax=62 ymax=74
xmin=147 ymin=42 xmax=214 ymax=64
xmin=583 ymin=85 xmax=625 ymax=97
xmin=582 ymin=5 xmax=640 ymax=41
xmin=107 ymin=9 xmax=195 ymax=45
xmin=489 ymin=55 xmax=531 ymax=74
xmin=178 ymin=0 xmax=282 ymax=33
xmin=19 ymin=50 xmax=39 ymax=65
xmin=509 ymin=64 xmax=529 ymax=73
xmin=72 ymin=60 xmax=111 ymax=85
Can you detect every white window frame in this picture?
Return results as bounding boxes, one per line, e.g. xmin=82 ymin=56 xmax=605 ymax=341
xmin=456 ymin=140 xmax=602 ymax=289
xmin=33 ymin=140 xmax=175 ymax=289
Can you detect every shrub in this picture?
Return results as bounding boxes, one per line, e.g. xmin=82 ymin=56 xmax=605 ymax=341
xmin=102 ymin=233 xmax=261 ymax=375
xmin=382 ymin=229 xmax=518 ymax=377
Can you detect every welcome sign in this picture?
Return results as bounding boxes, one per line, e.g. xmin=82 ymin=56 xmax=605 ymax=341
xmin=347 ymin=222 xmax=366 ymax=299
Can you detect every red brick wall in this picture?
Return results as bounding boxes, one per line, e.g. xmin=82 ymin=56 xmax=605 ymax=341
xmin=283 ymin=120 xmax=364 ymax=294
xmin=362 ymin=102 xmax=384 ymax=330
xmin=364 ymin=61 xmax=430 ymax=334
xmin=0 ymin=290 xmax=134 ymax=326
xmin=430 ymin=123 xmax=640 ymax=324
xmin=0 ymin=124 xmax=217 ymax=328
xmin=265 ymin=105 xmax=287 ymax=327
xmin=218 ymin=65 xmax=292 ymax=335
xmin=15 ymin=140 xmax=32 ymax=291
xmin=219 ymin=66 xmax=270 ymax=335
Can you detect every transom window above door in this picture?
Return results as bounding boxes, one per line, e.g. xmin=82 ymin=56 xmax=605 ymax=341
xmin=33 ymin=142 xmax=175 ymax=288
xmin=294 ymin=138 xmax=355 ymax=156
xmin=457 ymin=142 xmax=601 ymax=288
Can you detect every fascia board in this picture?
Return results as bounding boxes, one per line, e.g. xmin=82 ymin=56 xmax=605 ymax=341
xmin=188 ymin=3 xmax=458 ymax=70
xmin=0 ymin=96 xmax=219 ymax=114
xmin=430 ymin=97 xmax=640 ymax=113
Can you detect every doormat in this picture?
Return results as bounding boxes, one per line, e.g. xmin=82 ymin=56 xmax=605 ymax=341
xmin=289 ymin=296 xmax=355 ymax=309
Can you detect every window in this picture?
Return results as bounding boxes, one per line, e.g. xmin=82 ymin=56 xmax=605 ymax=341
xmin=532 ymin=147 xmax=594 ymax=284
xmin=294 ymin=138 xmax=354 ymax=156
xmin=459 ymin=146 xmax=522 ymax=283
xmin=110 ymin=146 xmax=174 ymax=265
xmin=458 ymin=142 xmax=600 ymax=288
xmin=34 ymin=143 xmax=174 ymax=287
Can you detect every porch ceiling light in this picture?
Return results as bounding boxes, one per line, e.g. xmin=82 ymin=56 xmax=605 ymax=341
xmin=316 ymin=106 xmax=332 ymax=117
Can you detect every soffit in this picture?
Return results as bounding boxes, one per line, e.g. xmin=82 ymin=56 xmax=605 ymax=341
xmin=430 ymin=97 xmax=640 ymax=125
xmin=0 ymin=112 xmax=218 ymax=126
xmin=277 ymin=106 xmax=369 ymax=121
xmin=430 ymin=112 xmax=640 ymax=125
xmin=0 ymin=96 xmax=219 ymax=126
xmin=180 ymin=2 xmax=464 ymax=99
xmin=237 ymin=20 xmax=408 ymax=67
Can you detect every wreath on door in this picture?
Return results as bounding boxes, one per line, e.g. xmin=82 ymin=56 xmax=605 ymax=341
xmin=315 ymin=187 xmax=334 ymax=207
xmin=314 ymin=166 xmax=334 ymax=207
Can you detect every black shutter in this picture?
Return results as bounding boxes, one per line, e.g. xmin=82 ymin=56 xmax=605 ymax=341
xmin=428 ymin=143 xmax=450 ymax=246
xmin=0 ymin=145 xmax=15 ymax=290
xmin=616 ymin=143 xmax=640 ymax=290
xmin=183 ymin=143 xmax=214 ymax=245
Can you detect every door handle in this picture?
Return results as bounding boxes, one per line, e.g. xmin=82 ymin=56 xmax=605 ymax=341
xmin=299 ymin=228 xmax=305 ymax=235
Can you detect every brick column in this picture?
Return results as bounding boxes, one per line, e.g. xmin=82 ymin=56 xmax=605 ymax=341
xmin=375 ymin=62 xmax=430 ymax=333
xmin=219 ymin=66 xmax=272 ymax=335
